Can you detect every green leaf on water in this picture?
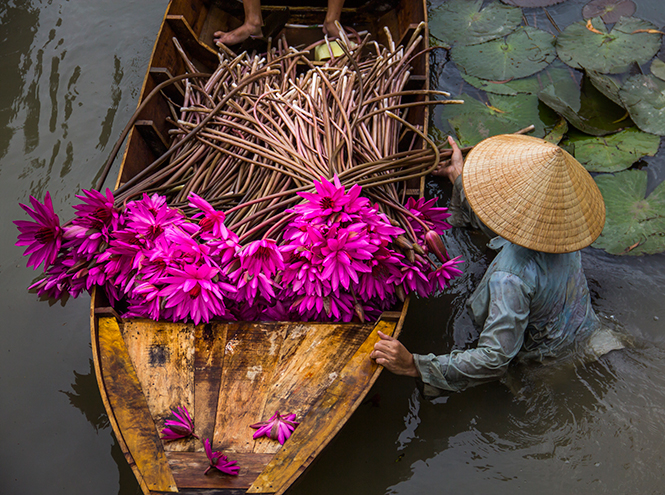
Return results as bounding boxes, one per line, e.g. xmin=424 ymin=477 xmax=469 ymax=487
xmin=429 ymin=0 xmax=522 ymax=48
xmin=452 ymin=26 xmax=557 ymax=81
xmin=440 ymin=92 xmax=557 ymax=146
xmin=563 ymin=127 xmax=660 ymax=172
xmin=556 ymin=16 xmax=662 ymax=74
xmin=651 ymin=59 xmax=665 ymax=82
xmin=593 ymin=170 xmax=665 ymax=255
xmin=461 ymin=59 xmax=574 ymax=96
xmin=582 ymin=0 xmax=636 ymax=24
xmin=619 ymin=74 xmax=665 ymax=136
xmin=502 ymin=0 xmax=567 ymax=6
xmin=586 ymin=70 xmax=625 ymax=107
xmin=543 ymin=117 xmax=568 ymax=144
xmin=538 ymin=75 xmax=629 ymax=135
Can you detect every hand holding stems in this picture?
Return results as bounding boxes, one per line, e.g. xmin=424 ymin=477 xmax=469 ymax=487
xmin=371 ymin=331 xmax=420 ymax=378
xmin=433 ymin=136 xmax=464 ymax=184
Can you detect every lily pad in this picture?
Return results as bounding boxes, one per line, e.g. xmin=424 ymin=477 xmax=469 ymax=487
xmin=543 ymin=117 xmax=568 ymax=144
xmin=582 ymin=0 xmax=636 ymax=24
xmin=461 ymin=59 xmax=575 ymax=96
xmin=593 ymin=170 xmax=665 ymax=255
xmin=429 ymin=0 xmax=522 ymax=48
xmin=556 ymin=16 xmax=662 ymax=74
xmin=502 ymin=0 xmax=567 ymax=6
xmin=441 ymin=92 xmax=558 ymax=146
xmin=651 ymin=58 xmax=665 ymax=82
xmin=563 ymin=127 xmax=660 ymax=172
xmin=586 ymin=70 xmax=625 ymax=106
xmin=452 ymin=26 xmax=556 ymax=81
xmin=619 ymin=74 xmax=665 ymax=135
xmin=538 ymin=74 xmax=629 ymax=135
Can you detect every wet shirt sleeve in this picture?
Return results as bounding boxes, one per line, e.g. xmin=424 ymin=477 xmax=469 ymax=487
xmin=413 ymin=271 xmax=532 ymax=393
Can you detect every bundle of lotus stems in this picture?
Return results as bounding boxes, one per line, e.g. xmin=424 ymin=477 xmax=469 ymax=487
xmin=112 ymin=24 xmax=463 ymax=245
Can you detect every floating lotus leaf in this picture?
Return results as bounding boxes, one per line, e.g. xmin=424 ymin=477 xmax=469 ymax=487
xmin=619 ymin=74 xmax=665 ymax=136
xmin=441 ymin=92 xmax=557 ymax=146
xmin=556 ymin=17 xmax=662 ymax=74
xmin=538 ymin=75 xmax=629 ymax=135
xmin=587 ymin=70 xmax=625 ymax=106
xmin=650 ymin=58 xmax=665 ymax=82
xmin=429 ymin=0 xmax=522 ymax=48
xmin=582 ymin=0 xmax=636 ymax=24
xmin=502 ymin=0 xmax=567 ymax=6
xmin=543 ymin=117 xmax=568 ymax=144
xmin=593 ymin=170 xmax=665 ymax=255
xmin=452 ymin=27 xmax=556 ymax=81
xmin=461 ymin=60 xmax=574 ymax=96
xmin=563 ymin=127 xmax=660 ymax=172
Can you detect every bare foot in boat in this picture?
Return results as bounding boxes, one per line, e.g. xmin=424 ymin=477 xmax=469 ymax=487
xmin=214 ymin=22 xmax=263 ymax=46
xmin=323 ymin=0 xmax=345 ymax=39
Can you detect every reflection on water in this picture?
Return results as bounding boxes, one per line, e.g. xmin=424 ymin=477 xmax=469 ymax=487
xmin=1 ymin=0 xmax=665 ymax=494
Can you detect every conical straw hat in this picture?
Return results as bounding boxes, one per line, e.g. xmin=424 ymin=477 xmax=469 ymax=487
xmin=462 ymin=134 xmax=606 ymax=253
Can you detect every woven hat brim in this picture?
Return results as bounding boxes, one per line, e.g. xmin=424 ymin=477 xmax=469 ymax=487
xmin=462 ymin=134 xmax=606 ymax=253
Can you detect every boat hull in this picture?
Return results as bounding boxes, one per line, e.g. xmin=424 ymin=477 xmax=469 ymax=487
xmin=91 ymin=0 xmax=428 ymax=493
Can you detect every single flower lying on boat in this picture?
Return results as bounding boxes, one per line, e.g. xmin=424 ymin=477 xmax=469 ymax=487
xmin=161 ymin=406 xmax=198 ymax=441
xmin=250 ymin=411 xmax=300 ymax=445
xmin=203 ymin=438 xmax=239 ymax=476
xmin=15 ymin=177 xmax=463 ymax=324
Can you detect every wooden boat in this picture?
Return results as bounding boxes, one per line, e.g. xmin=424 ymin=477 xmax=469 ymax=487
xmin=91 ymin=1 xmax=429 ymax=493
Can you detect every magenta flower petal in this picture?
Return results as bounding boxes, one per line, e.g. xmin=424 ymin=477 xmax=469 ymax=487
xmin=250 ymin=411 xmax=299 ymax=445
xmin=14 ymin=192 xmax=63 ymax=270
xmin=161 ymin=406 xmax=197 ymax=440
xmin=203 ymin=438 xmax=240 ymax=476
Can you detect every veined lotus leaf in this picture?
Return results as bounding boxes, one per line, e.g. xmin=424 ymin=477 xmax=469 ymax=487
xmin=556 ymin=17 xmax=662 ymax=74
xmin=593 ymin=170 xmax=665 ymax=255
xmin=650 ymin=58 xmax=665 ymax=82
xmin=452 ymin=26 xmax=556 ymax=81
xmin=543 ymin=117 xmax=568 ymax=144
xmin=502 ymin=0 xmax=567 ymax=6
xmin=619 ymin=74 xmax=665 ymax=136
xmin=538 ymin=75 xmax=629 ymax=135
xmin=563 ymin=127 xmax=660 ymax=172
xmin=582 ymin=0 xmax=636 ymax=24
xmin=461 ymin=59 xmax=574 ymax=96
xmin=441 ymin=92 xmax=557 ymax=146
xmin=587 ymin=70 xmax=624 ymax=106
xmin=429 ymin=0 xmax=522 ymax=48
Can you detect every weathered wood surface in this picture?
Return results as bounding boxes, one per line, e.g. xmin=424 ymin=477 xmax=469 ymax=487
xmin=167 ymin=451 xmax=274 ymax=490
xmin=122 ymin=319 xmax=196 ymax=452
xmin=97 ymin=317 xmax=178 ymax=492
xmin=247 ymin=319 xmax=398 ymax=494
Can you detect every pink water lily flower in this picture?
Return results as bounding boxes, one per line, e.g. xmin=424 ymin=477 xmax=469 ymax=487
xmin=203 ymin=438 xmax=240 ymax=476
xmin=161 ymin=406 xmax=198 ymax=441
xmin=14 ymin=191 xmax=63 ymax=270
xmin=188 ymin=192 xmax=232 ymax=240
xmin=250 ymin=411 xmax=299 ymax=445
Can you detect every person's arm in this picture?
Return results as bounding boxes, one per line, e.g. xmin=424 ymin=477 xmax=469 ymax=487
xmin=413 ymin=272 xmax=532 ymax=393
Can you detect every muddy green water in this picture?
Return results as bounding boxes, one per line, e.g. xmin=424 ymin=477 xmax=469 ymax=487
xmin=1 ymin=1 xmax=665 ymax=494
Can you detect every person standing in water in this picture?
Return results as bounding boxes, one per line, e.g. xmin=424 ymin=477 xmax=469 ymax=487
xmin=214 ymin=0 xmax=346 ymax=46
xmin=370 ymin=134 xmax=622 ymax=396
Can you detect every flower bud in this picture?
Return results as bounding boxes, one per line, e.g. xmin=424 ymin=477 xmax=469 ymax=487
xmin=425 ymin=230 xmax=448 ymax=263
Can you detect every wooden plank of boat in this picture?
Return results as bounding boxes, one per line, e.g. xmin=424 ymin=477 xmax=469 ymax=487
xmin=91 ymin=0 xmax=429 ymax=493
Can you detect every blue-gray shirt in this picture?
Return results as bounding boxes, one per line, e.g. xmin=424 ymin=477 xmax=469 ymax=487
xmin=412 ymin=177 xmax=602 ymax=393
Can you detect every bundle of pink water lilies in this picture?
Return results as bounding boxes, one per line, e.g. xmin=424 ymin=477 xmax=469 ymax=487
xmin=15 ymin=174 xmax=462 ymax=324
